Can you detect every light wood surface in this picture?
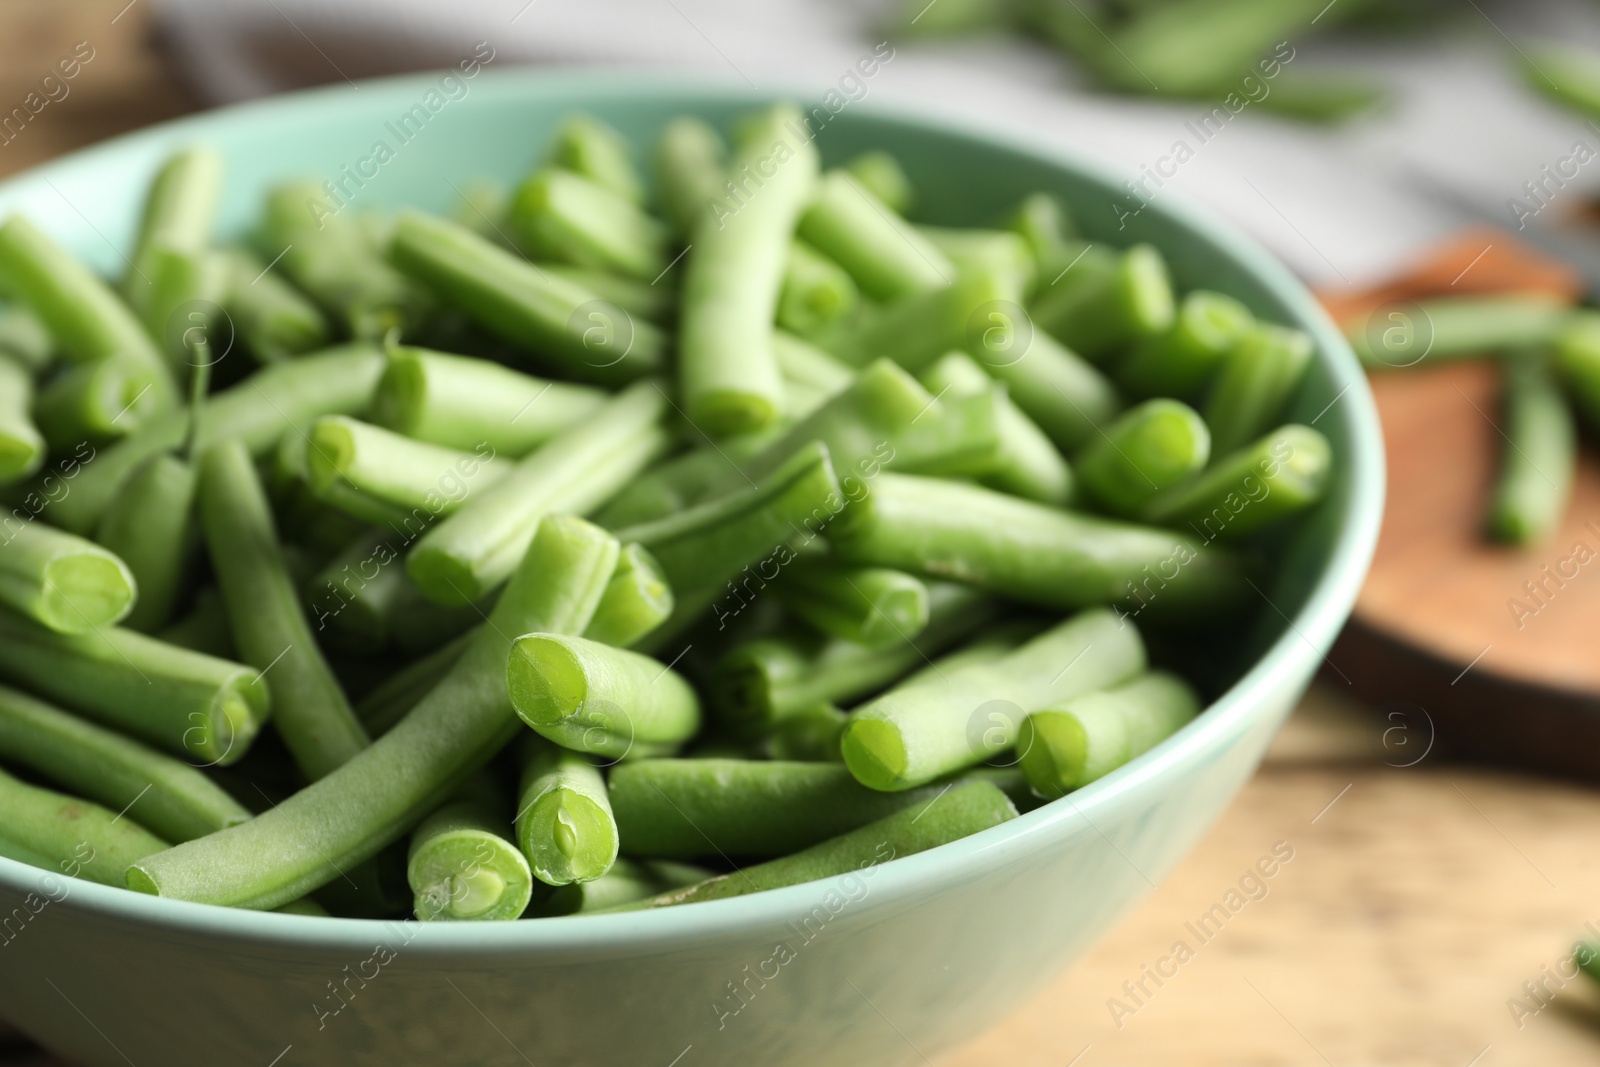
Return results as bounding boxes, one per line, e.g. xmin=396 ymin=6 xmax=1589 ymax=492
xmin=5 ymin=4 xmax=1600 ymax=1066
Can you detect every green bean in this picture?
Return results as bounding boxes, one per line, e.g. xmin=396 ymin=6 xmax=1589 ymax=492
xmin=920 ymin=350 xmax=1074 ymax=505
xmin=261 ymin=181 xmax=424 ymax=340
xmin=707 ymin=582 xmax=995 ymax=733
xmin=510 ymin=634 xmax=701 ymax=760
xmin=831 ymin=473 xmax=1250 ymax=619
xmin=370 ymin=345 xmax=606 ymax=457
xmin=618 ymin=441 xmax=848 ymax=647
xmin=449 ymin=179 xmax=511 ymax=241
xmin=1487 ymin=358 xmax=1575 ymax=546
xmin=155 ymin=585 xmax=235 ymax=659
xmin=273 ymin=430 xmax=410 ymax=528
xmin=354 ymin=632 xmax=472 ymax=737
xmin=408 ymin=379 xmax=670 ymax=605
xmin=0 ymin=216 xmax=178 ymax=413
xmin=654 ymin=115 xmax=726 ymax=239
xmin=774 ymin=558 xmax=928 ymax=648
xmin=140 ymin=244 xmax=229 ymax=371
xmin=0 ymin=305 xmax=55 ymax=375
xmin=0 ymin=683 xmax=249 ymax=842
xmin=583 ymin=542 xmax=674 ymax=648
xmin=1093 ymin=0 xmax=1318 ymax=97
xmin=0 ymin=356 xmax=44 ymax=484
xmin=514 ymin=739 xmax=619 ymax=885
xmin=128 ymin=514 xmax=620 ymax=908
xmin=611 ymin=758 xmax=953 ymax=859
xmin=509 ymin=169 xmax=670 ymax=281
xmin=1076 ymin=398 xmax=1210 ymax=517
xmin=538 ymin=857 xmax=712 ymax=915
xmin=618 ymin=779 xmax=1016 ymax=909
xmin=779 ymin=239 xmax=861 ymax=337
xmin=1519 ymin=42 xmax=1600 ymax=121
xmin=124 ymin=146 xmax=223 ymax=314
xmin=1118 ymin=290 xmax=1255 ymax=399
xmin=219 ymin=246 xmax=330 ymax=363
xmin=388 ymin=210 xmax=667 ymax=385
xmin=408 ymin=797 xmax=533 ymax=921
xmin=0 ymin=766 xmax=168 ymax=886
xmin=31 ymin=355 xmax=164 ymax=448
xmin=93 ymin=453 xmax=197 ymax=632
xmin=774 ymin=328 xmax=854 ymax=397
xmin=1030 ymin=243 xmax=1174 ymax=362
xmin=920 ymin=226 xmax=1036 ymax=296
xmin=537 ymin=263 xmax=677 ymax=323
xmin=302 ymin=528 xmax=424 ymax=655
xmin=897 ymin=620 xmax=1040 ymax=689
xmin=1142 ymin=424 xmax=1332 ymax=542
xmin=198 ymin=440 xmax=368 ymax=778
xmin=0 ymin=518 xmax=134 ymax=633
xmin=1202 ymin=323 xmax=1313 ymax=457
xmin=797 ymin=170 xmax=953 ymax=302
xmin=679 ymin=104 xmax=819 ymax=436
xmin=1348 ymin=295 xmax=1573 ymax=368
xmin=593 ymin=431 xmax=775 ymax=528
xmin=1007 ymin=192 xmax=1084 ymax=285
xmin=549 ymin=114 xmax=645 ymax=205
xmin=764 ymin=702 xmax=847 ymax=762
xmin=1019 ymin=671 xmax=1198 ymax=799
xmin=307 ymin=416 xmax=508 ymax=518
xmin=0 ymin=607 xmax=267 ymax=765
xmin=843 ymin=150 xmax=914 ymax=216
xmin=46 ymin=343 xmax=384 ymax=535
xmin=1556 ymin=311 xmax=1600 ymax=427
xmin=842 ymin=609 xmax=1144 ymax=790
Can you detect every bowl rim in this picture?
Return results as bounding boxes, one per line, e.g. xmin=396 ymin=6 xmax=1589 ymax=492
xmin=0 ymin=65 xmax=1385 ymax=953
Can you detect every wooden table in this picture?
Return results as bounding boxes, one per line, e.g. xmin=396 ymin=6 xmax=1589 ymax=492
xmin=5 ymin=3 xmax=1600 ymax=1064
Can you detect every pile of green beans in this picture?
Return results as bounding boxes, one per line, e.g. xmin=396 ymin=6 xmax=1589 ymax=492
xmin=0 ymin=106 xmax=1333 ymax=922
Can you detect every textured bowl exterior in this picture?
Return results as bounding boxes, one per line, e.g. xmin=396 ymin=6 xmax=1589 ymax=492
xmin=0 ymin=70 xmax=1384 ymax=1067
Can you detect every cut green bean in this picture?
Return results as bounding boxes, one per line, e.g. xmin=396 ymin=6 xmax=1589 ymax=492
xmin=593 ymin=431 xmax=776 ymax=528
xmin=140 ymin=244 xmax=229 ymax=371
xmin=31 ymin=354 xmax=164 ymax=448
xmin=619 ymin=441 xmax=849 ymax=647
xmin=708 ymin=582 xmax=995 ymax=733
xmin=275 ymin=430 xmax=411 ymax=528
xmin=0 ymin=518 xmax=134 ymax=633
xmin=764 ymin=702 xmax=847 ymax=762
xmin=619 ymin=779 xmax=1016 ymax=908
xmin=509 ymin=168 xmax=670 ymax=281
xmin=1487 ymin=357 xmax=1575 ymax=546
xmin=774 ymin=558 xmax=929 ymax=649
xmin=261 ymin=181 xmax=424 ymax=339
xmin=1089 ymin=0 xmax=1318 ymax=96
xmin=842 ymin=609 xmax=1145 ymax=791
xmin=582 ymin=542 xmax=674 ymax=648
xmin=610 ymin=758 xmax=955 ymax=859
xmin=389 ymin=210 xmax=666 ymax=385
xmin=1202 ymin=322 xmax=1313 ymax=457
xmin=0 ymin=305 xmax=55 ymax=375
xmin=510 ymin=634 xmax=701 ymax=760
xmin=1076 ymin=398 xmax=1210 ymax=517
xmin=128 ymin=514 xmax=619 ymax=909
xmin=46 ymin=343 xmax=383 ymax=535
xmin=1556 ymin=311 xmax=1600 ymax=427
xmin=920 ymin=350 xmax=1073 ymax=505
xmin=536 ymin=263 xmax=677 ymax=323
xmin=654 ymin=115 xmax=726 ymax=239
xmin=93 ymin=452 xmax=197 ymax=632
xmin=1118 ymin=290 xmax=1255 ymax=399
xmin=549 ymin=114 xmax=645 ymax=205
xmin=774 ymin=328 xmax=853 ymax=397
xmin=920 ymin=226 xmax=1036 ymax=296
xmin=538 ymin=857 xmax=712 ymax=915
xmin=370 ymin=345 xmax=606 ymax=457
xmin=0 ymin=607 xmax=267 ymax=765
xmin=798 ymin=170 xmax=952 ymax=302
xmin=0 ymin=356 xmax=44 ymax=484
xmin=0 ymin=215 xmax=177 ymax=414
xmin=198 ymin=440 xmax=368 ymax=778
xmin=1142 ymin=424 xmax=1333 ymax=541
xmin=1019 ymin=671 xmax=1199 ymax=799
xmin=1520 ymin=42 xmax=1600 ymax=121
xmin=307 ymin=416 xmax=508 ymax=519
xmin=124 ymin=146 xmax=223 ymax=314
xmin=408 ymin=378 xmax=670 ymax=604
xmin=514 ymin=739 xmax=619 ymax=885
xmin=779 ymin=239 xmax=861 ymax=337
xmin=680 ymin=104 xmax=819 ymax=436
xmin=831 ymin=473 xmax=1250 ymax=619
xmin=220 ymin=246 xmax=330 ymax=362
xmin=408 ymin=798 xmax=533 ymax=921
xmin=1029 ymin=243 xmax=1174 ymax=362
xmin=1007 ymin=192 xmax=1084 ymax=285
xmin=0 ymin=766 xmax=168 ymax=886
xmin=0 ymin=682 xmax=250 ymax=842
xmin=1348 ymin=295 xmax=1573 ymax=368
xmin=354 ymin=632 xmax=472 ymax=738
xmin=843 ymin=150 xmax=914 ymax=216
xmin=302 ymin=528 xmax=423 ymax=655
xmin=155 ymin=585 xmax=235 ymax=659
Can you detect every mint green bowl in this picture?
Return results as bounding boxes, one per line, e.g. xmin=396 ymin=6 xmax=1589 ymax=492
xmin=0 ymin=71 xmax=1382 ymax=1067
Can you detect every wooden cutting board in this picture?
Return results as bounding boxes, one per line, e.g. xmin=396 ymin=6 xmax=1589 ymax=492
xmin=1323 ymin=229 xmax=1600 ymax=779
